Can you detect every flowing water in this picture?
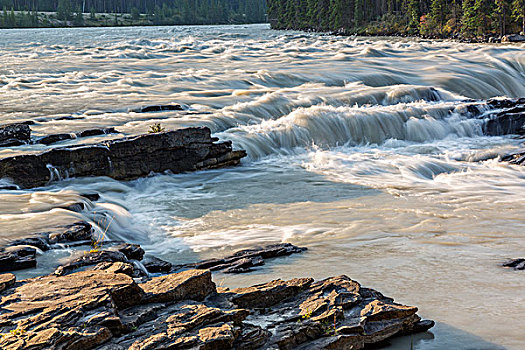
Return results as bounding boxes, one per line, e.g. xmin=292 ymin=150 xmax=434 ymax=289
xmin=1 ymin=24 xmax=525 ymax=349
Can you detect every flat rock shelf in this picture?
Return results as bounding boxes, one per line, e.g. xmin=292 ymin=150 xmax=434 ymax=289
xmin=0 ymin=268 xmax=434 ymax=350
xmin=0 ymin=127 xmax=247 ymax=189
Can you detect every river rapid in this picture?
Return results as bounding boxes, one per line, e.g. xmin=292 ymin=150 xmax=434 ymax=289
xmin=1 ymin=24 xmax=524 ymax=349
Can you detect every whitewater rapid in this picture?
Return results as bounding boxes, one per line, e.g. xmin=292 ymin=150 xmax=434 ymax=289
xmin=0 ymin=24 xmax=524 ymax=349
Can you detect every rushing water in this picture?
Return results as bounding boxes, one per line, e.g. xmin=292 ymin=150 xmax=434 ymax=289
xmin=1 ymin=24 xmax=525 ymax=349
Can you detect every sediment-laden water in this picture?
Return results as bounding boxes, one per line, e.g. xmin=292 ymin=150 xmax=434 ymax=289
xmin=0 ymin=24 xmax=524 ymax=349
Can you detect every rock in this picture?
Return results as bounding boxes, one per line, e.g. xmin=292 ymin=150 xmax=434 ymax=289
xmin=502 ymin=34 xmax=525 ymax=42
xmin=54 ymin=250 xmax=129 ymax=276
xmin=502 ymin=258 xmax=525 ymax=270
xmin=142 ymin=256 xmax=173 ymax=274
xmin=0 ymin=267 xmax=433 ymax=350
xmin=140 ymin=269 xmax=216 ymax=303
xmin=93 ymin=262 xmax=137 ymax=276
xmin=0 ymin=269 xmax=142 ymax=350
xmin=8 ymin=236 xmax=50 ymax=251
xmin=76 ymin=127 xmax=117 ymax=138
xmin=0 ymin=273 xmax=16 ymax=292
xmin=37 ymin=133 xmax=75 ymax=145
xmin=47 ymin=221 xmax=93 ymax=243
xmin=0 ymin=123 xmax=31 ymax=147
xmin=0 ymin=247 xmax=37 ymax=272
xmin=480 ymin=98 xmax=525 ymax=136
xmin=134 ymin=104 xmax=184 ymax=113
xmin=113 ymin=244 xmax=145 ymax=261
xmin=186 ymin=243 xmax=307 ymax=273
xmin=81 ymin=193 xmax=101 ymax=201
xmin=229 ymin=277 xmax=314 ymax=309
xmin=0 ymin=127 xmax=247 ymax=189
xmin=501 ymin=151 xmax=525 ymax=166
xmin=484 ymin=111 xmax=525 ymax=136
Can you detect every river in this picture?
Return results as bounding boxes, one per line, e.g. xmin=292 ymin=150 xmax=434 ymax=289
xmin=0 ymin=23 xmax=524 ymax=349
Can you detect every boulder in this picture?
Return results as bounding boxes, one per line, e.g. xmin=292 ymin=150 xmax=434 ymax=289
xmin=113 ymin=244 xmax=145 ymax=261
xmin=0 ymin=127 xmax=246 ymax=189
xmin=502 ymin=34 xmax=525 ymax=42
xmin=0 ymin=123 xmax=31 ymax=147
xmin=140 ymin=269 xmax=216 ymax=303
xmin=142 ymin=256 xmax=173 ymax=274
xmin=0 ymin=247 xmax=37 ymax=272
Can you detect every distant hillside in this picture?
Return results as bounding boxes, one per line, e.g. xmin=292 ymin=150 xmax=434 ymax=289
xmin=267 ymin=0 xmax=525 ymax=39
xmin=0 ymin=0 xmax=267 ymax=28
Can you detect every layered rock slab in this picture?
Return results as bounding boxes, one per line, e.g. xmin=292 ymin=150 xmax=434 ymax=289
xmin=0 ymin=127 xmax=246 ymax=188
xmin=0 ymin=268 xmax=433 ymax=350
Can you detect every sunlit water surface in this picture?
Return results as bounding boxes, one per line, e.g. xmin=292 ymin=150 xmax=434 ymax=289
xmin=1 ymin=24 xmax=524 ymax=349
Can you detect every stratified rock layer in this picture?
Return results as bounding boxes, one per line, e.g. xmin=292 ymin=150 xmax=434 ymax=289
xmin=0 ymin=268 xmax=433 ymax=350
xmin=0 ymin=127 xmax=246 ymax=188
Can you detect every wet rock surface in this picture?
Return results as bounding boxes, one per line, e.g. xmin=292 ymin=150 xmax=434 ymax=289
xmin=0 ymin=127 xmax=246 ymax=189
xmin=502 ymin=258 xmax=525 ymax=270
xmin=184 ymin=243 xmax=308 ymax=274
xmin=0 ymin=123 xmax=31 ymax=147
xmin=501 ymin=150 xmax=525 ymax=166
xmin=481 ymin=98 xmax=525 ymax=136
xmin=134 ymin=104 xmax=184 ymax=113
xmin=0 ymin=268 xmax=434 ymax=350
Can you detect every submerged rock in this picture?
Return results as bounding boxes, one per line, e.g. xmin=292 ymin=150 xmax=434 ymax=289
xmin=134 ymin=104 xmax=184 ymax=113
xmin=0 ymin=268 xmax=434 ymax=350
xmin=0 ymin=127 xmax=246 ymax=189
xmin=0 ymin=123 xmax=31 ymax=147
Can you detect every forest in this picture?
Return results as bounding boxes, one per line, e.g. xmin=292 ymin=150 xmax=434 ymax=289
xmin=268 ymin=0 xmax=525 ymax=38
xmin=0 ymin=0 xmax=267 ymax=28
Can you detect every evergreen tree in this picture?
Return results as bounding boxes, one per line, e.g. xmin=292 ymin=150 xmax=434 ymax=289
xmin=57 ymin=0 xmax=72 ymax=21
xmin=512 ymin=0 xmax=525 ymax=33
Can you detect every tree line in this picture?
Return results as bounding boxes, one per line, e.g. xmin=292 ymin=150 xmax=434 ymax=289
xmin=268 ymin=0 xmax=525 ymax=38
xmin=0 ymin=0 xmax=267 ymax=28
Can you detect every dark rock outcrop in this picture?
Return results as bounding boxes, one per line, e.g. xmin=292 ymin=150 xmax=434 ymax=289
xmin=37 ymin=127 xmax=118 ymax=145
xmin=0 ymin=127 xmax=246 ymax=189
xmin=38 ymin=133 xmax=75 ymax=145
xmin=0 ymin=268 xmax=434 ymax=350
xmin=185 ymin=243 xmax=307 ymax=274
xmin=0 ymin=247 xmax=37 ymax=272
xmin=134 ymin=104 xmax=184 ymax=113
xmin=502 ymin=34 xmax=525 ymax=42
xmin=501 ymin=150 xmax=525 ymax=166
xmin=0 ymin=123 xmax=31 ymax=147
xmin=503 ymin=258 xmax=525 ymax=270
xmin=482 ymin=98 xmax=525 ymax=136
xmin=142 ymin=256 xmax=173 ymax=274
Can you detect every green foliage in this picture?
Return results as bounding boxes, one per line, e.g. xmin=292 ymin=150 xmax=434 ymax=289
xmin=0 ymin=0 xmax=267 ymax=28
xmin=148 ymin=123 xmax=165 ymax=134
xmin=268 ymin=0 xmax=525 ymax=38
xmin=57 ymin=0 xmax=72 ymax=21
xmin=131 ymin=7 xmax=140 ymax=21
